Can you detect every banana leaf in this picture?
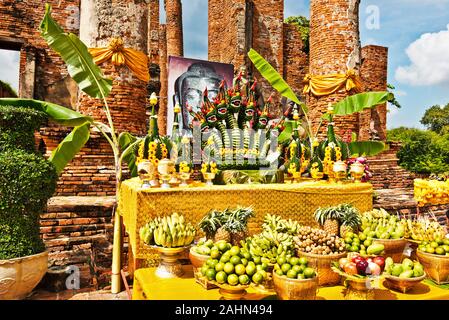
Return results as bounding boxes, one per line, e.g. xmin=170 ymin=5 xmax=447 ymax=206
xmin=348 ymin=141 xmax=385 ymax=157
xmin=0 ymin=98 xmax=93 ymax=126
xmin=277 ymin=120 xmax=296 ymax=145
xmin=248 ymin=49 xmax=301 ymax=106
xmin=323 ymin=92 xmax=394 ymax=121
xmin=49 ymin=122 xmax=91 ymax=174
xmin=40 ymin=4 xmax=112 ymax=99
xmin=118 ymin=132 xmax=141 ymax=177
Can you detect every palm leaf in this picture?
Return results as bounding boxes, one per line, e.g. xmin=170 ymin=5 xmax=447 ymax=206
xmin=248 ymin=49 xmax=301 ymax=105
xmin=322 ymin=92 xmax=393 ymax=121
xmin=49 ymin=122 xmax=91 ymax=174
xmin=348 ymin=141 xmax=386 ymax=157
xmin=39 ymin=4 xmax=112 ymax=99
xmin=0 ymin=98 xmax=93 ymax=126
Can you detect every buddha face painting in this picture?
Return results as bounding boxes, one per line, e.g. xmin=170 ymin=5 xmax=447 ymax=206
xmin=174 ymin=62 xmax=223 ymax=130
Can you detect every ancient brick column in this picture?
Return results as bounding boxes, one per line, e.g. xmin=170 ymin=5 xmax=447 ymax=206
xmin=79 ymin=0 xmax=149 ymax=135
xmin=148 ymin=0 xmax=160 ymax=64
xmin=360 ymin=45 xmax=388 ymax=141
xmin=165 ymin=0 xmax=183 ymax=57
xmin=283 ymin=23 xmax=309 ymax=100
xmin=208 ymin=0 xmax=249 ymax=68
xmin=158 ymin=24 xmax=168 ymax=135
xmin=308 ymin=0 xmax=361 ymax=138
xmin=251 ymin=0 xmax=284 ymax=109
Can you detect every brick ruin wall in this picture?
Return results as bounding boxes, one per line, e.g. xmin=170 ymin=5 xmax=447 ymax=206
xmin=307 ymin=0 xmax=361 ymax=138
xmin=360 ymin=45 xmax=388 ymax=141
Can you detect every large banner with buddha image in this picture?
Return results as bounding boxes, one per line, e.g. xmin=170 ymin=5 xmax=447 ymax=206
xmin=167 ymin=56 xmax=234 ymax=135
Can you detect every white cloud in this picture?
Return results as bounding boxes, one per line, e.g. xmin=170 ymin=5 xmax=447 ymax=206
xmin=0 ymin=49 xmax=20 ymax=92
xmin=395 ymin=24 xmax=449 ymax=86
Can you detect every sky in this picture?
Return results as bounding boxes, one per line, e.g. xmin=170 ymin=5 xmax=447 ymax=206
xmin=1 ymin=0 xmax=449 ymax=130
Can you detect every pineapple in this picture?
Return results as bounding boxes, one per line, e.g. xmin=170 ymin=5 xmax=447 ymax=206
xmin=214 ymin=226 xmax=231 ymax=243
xmin=323 ymin=219 xmax=340 ymax=236
xmin=339 ymin=204 xmax=361 ymax=237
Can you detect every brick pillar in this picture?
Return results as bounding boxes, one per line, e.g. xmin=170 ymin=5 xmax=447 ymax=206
xmin=360 ymin=45 xmax=388 ymax=141
xmin=283 ymin=23 xmax=309 ymax=100
xmin=148 ymin=0 xmax=160 ymax=64
xmin=251 ymin=0 xmax=284 ymax=111
xmin=158 ymin=24 xmax=168 ymax=135
xmin=165 ymin=0 xmax=183 ymax=58
xmin=208 ymin=0 xmax=249 ymax=68
xmin=308 ymin=0 xmax=361 ymax=138
xmin=78 ymin=0 xmax=149 ymax=135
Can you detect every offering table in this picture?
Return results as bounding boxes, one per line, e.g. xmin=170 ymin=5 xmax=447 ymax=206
xmin=132 ymin=266 xmax=449 ymax=300
xmin=119 ymin=177 xmax=373 ymax=272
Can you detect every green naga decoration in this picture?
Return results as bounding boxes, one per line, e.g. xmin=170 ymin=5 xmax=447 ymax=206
xmin=189 ymin=79 xmax=279 ymax=170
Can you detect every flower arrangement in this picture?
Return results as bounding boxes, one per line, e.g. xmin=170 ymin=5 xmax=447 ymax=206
xmin=201 ymin=161 xmax=219 ymax=175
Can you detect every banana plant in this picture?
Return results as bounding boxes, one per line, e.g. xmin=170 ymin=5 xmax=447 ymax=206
xmin=0 ymin=4 xmax=139 ymax=293
xmin=248 ymin=48 xmax=393 ymax=157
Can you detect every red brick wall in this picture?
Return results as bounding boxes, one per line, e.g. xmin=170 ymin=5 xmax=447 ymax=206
xmin=0 ymin=0 xmax=80 ymax=107
xmin=360 ymin=45 xmax=388 ymax=141
xmin=308 ymin=0 xmax=362 ymax=138
xmin=283 ymin=23 xmax=309 ymax=100
xmin=158 ymin=24 xmax=169 ymax=135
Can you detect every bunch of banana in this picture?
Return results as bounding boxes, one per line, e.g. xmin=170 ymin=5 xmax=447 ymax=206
xmin=403 ymin=217 xmax=447 ymax=241
xmin=141 ymin=213 xmax=196 ymax=248
xmin=262 ymin=214 xmax=301 ymax=235
xmin=241 ymin=229 xmax=295 ymax=264
xmin=139 ymin=219 xmax=160 ymax=245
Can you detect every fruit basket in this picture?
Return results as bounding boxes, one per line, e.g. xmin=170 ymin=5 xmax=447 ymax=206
xmin=189 ymin=248 xmax=218 ymax=289
xmin=331 ymin=265 xmax=383 ymax=300
xmin=372 ymin=238 xmax=407 ymax=263
xmin=272 ymin=271 xmax=318 ymax=300
xmin=297 ymin=251 xmax=346 ymax=286
xmin=416 ymin=250 xmax=449 ymax=284
xmin=212 ymin=282 xmax=250 ymax=300
xmin=383 ymin=273 xmax=426 ymax=293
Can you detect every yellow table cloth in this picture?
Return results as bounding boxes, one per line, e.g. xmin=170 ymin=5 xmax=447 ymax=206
xmin=119 ymin=178 xmax=373 ymax=262
xmin=133 ymin=266 xmax=449 ymax=300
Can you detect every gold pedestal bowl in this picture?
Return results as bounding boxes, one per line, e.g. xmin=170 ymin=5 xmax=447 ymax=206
xmin=213 ymin=282 xmax=249 ymax=300
xmin=152 ymin=246 xmax=189 ymax=279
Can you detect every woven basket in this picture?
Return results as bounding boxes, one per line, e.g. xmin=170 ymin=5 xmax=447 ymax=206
xmin=272 ymin=272 xmax=318 ymax=300
xmin=372 ymin=239 xmax=407 ymax=263
xmin=297 ymin=251 xmax=347 ymax=286
xmin=383 ymin=273 xmax=426 ymax=293
xmin=416 ymin=250 xmax=449 ymax=285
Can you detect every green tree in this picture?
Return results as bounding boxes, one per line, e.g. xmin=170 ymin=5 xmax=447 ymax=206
xmin=420 ymin=103 xmax=449 ymax=134
xmin=284 ymin=16 xmax=310 ymax=53
xmin=388 ymin=127 xmax=449 ymax=174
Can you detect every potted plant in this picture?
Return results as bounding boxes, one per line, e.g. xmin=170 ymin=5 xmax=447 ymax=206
xmin=0 ymin=106 xmax=58 ymax=299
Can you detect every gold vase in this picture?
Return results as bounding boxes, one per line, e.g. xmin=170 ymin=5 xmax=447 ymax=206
xmin=153 ymin=246 xmax=187 ymax=279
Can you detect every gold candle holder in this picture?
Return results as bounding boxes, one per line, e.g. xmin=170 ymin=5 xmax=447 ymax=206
xmin=158 ymin=158 xmax=175 ymax=189
xmin=179 ymin=172 xmax=191 ymax=187
xmin=203 ymin=172 xmax=216 ymax=186
xmin=350 ymin=162 xmax=365 ymax=183
xmin=137 ymin=161 xmax=155 ymax=189
xmin=333 ymin=161 xmax=347 ymax=184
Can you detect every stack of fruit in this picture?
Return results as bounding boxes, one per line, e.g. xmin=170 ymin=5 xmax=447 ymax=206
xmin=293 ymin=226 xmax=346 ymax=255
xmin=404 ymin=216 xmax=447 ymax=242
xmin=198 ymin=207 xmax=254 ymax=246
xmin=199 ymin=240 xmax=269 ymax=286
xmin=384 ymin=257 xmax=425 ymax=278
xmin=343 ymin=232 xmax=385 ymax=256
xmin=240 ymin=214 xmax=298 ymax=265
xmin=336 ymin=254 xmax=386 ymax=277
xmin=139 ymin=213 xmax=196 ymax=248
xmin=418 ymin=239 xmax=449 ymax=256
xmin=191 ymin=238 xmax=215 ymax=256
xmin=273 ymin=256 xmax=316 ymax=280
xmin=360 ymin=209 xmax=405 ymax=239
